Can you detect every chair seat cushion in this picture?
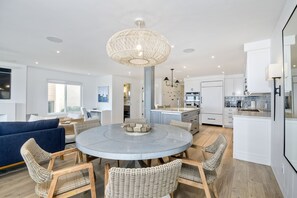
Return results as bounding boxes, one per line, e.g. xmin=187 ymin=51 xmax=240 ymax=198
xmin=179 ymin=164 xmax=217 ymax=184
xmin=35 ymin=169 xmax=90 ymax=197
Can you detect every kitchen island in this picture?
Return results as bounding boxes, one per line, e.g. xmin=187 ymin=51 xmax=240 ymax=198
xmin=233 ymin=111 xmax=271 ymax=165
xmin=151 ymin=108 xmax=199 ymax=134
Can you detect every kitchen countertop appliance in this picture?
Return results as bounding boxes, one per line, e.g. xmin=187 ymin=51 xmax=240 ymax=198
xmin=185 ymin=92 xmax=200 ymax=107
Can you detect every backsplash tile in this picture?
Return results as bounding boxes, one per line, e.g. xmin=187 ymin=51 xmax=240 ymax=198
xmin=225 ymin=94 xmax=271 ymax=111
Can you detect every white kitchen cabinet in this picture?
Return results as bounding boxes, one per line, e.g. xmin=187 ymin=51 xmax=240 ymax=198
xmin=223 ymin=107 xmax=237 ymax=128
xmin=224 ymin=77 xmax=244 ymax=96
xmin=233 ymin=115 xmax=271 ymax=165
xmin=184 ymin=79 xmax=201 ymax=92
xmin=244 ymin=40 xmax=271 ymax=93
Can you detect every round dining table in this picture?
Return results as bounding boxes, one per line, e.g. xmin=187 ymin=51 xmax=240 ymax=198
xmin=76 ymin=123 xmax=193 ymax=161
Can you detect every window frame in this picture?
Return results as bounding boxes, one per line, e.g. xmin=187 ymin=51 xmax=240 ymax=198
xmin=47 ymin=80 xmax=82 ymax=115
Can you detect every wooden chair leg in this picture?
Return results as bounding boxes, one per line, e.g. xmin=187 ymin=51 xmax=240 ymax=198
xmin=104 ymin=163 xmax=110 ymax=196
xmin=212 ymin=183 xmax=219 ymax=198
xmin=185 ymin=150 xmax=189 ymax=158
xmin=147 ymin=159 xmax=152 ymax=167
xmin=117 ymin=160 xmax=120 ymax=167
xmin=78 ymin=151 xmax=83 ymax=162
xmin=158 ymin=158 xmax=165 ymax=164
xmin=198 ymin=165 xmax=211 ymax=198
xmin=88 ymin=165 xmax=96 ymax=198
xmin=170 ymin=192 xmax=174 ymax=198
xmin=98 ymin=158 xmax=102 ymax=165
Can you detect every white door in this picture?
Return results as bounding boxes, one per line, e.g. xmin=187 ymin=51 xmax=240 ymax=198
xmin=201 ymin=86 xmax=223 ymax=114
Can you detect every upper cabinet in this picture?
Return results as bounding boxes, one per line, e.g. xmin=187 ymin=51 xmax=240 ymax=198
xmin=244 ymin=39 xmax=271 ymax=93
xmin=184 ymin=79 xmax=201 ymax=92
xmin=224 ymin=75 xmax=245 ymax=96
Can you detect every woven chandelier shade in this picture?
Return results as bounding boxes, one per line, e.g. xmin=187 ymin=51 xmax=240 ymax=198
xmin=106 ymin=23 xmax=171 ymax=67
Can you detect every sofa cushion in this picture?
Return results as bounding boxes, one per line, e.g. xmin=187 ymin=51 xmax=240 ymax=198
xmin=0 ymin=118 xmax=59 ymax=136
xmin=28 ymin=114 xmax=58 ymax=122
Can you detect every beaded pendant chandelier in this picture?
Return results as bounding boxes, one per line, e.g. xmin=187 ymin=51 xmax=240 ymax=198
xmin=106 ymin=18 xmax=171 ymax=67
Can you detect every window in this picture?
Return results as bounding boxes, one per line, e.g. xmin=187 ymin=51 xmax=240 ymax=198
xmin=48 ymin=82 xmax=81 ymax=114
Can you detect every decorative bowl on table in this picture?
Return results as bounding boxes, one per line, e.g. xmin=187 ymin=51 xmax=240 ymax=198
xmin=121 ymin=123 xmax=151 ymax=135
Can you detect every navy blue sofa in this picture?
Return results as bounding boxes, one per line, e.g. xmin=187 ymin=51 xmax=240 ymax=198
xmin=0 ymin=118 xmax=65 ymax=169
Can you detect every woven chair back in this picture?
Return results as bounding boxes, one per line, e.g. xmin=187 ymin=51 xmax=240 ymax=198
xmin=105 ymin=159 xmax=182 ymax=198
xmin=170 ymin=120 xmax=192 ymax=132
xmin=203 ymin=143 xmax=227 ymax=172
xmin=204 ymin=134 xmax=227 ymax=154
xmin=74 ymin=119 xmax=100 ymax=136
xmin=20 ymin=138 xmax=52 ymax=184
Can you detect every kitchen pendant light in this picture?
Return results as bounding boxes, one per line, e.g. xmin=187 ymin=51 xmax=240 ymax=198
xmin=164 ymin=68 xmax=179 ymax=87
xmin=106 ymin=18 xmax=171 ymax=67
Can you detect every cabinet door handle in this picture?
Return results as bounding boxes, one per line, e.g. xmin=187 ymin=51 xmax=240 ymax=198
xmin=208 ymin=118 xmax=215 ymax=120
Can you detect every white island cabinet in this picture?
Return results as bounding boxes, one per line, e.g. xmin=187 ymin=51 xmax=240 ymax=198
xmin=233 ymin=112 xmax=271 ymax=165
xmin=150 ymin=108 xmax=199 ymax=134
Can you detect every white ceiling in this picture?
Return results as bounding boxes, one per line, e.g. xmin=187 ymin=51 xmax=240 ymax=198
xmin=0 ymin=0 xmax=286 ymax=80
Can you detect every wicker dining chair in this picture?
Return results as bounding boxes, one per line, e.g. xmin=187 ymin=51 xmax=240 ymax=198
xmin=170 ymin=120 xmax=192 ymax=132
xmin=104 ymin=159 xmax=182 ymax=198
xmin=169 ymin=120 xmax=192 ymax=158
xmin=73 ymin=118 xmax=101 ymax=137
xmin=74 ymin=119 xmax=120 ymax=167
xmin=199 ymin=134 xmax=227 ymax=160
xmin=20 ymin=138 xmax=96 ymax=198
xmin=172 ymin=135 xmax=227 ymax=198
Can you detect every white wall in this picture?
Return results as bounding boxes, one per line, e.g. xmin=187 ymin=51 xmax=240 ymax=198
xmin=111 ymin=76 xmax=142 ymax=123
xmin=162 ymin=81 xmax=184 ymax=107
xmin=96 ymin=75 xmax=113 ymax=111
xmin=0 ymin=61 xmax=27 ymax=121
xmin=27 ymin=66 xmax=97 ymax=116
xmin=270 ymin=1 xmax=297 ymax=197
xmin=96 ymin=75 xmax=142 ymax=124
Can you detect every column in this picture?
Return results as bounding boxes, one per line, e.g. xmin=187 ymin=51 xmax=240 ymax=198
xmin=144 ymin=66 xmax=155 ymax=122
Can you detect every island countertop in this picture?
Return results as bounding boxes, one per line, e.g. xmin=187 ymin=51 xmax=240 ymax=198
xmin=151 ymin=108 xmax=199 ymax=114
xmin=233 ymin=111 xmax=271 ymax=119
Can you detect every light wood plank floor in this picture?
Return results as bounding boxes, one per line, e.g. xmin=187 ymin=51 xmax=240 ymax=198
xmin=0 ymin=125 xmax=283 ymax=198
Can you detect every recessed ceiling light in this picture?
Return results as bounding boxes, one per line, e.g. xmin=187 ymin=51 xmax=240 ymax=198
xmin=183 ymin=48 xmax=195 ymax=53
xmin=218 ymin=65 xmax=221 ymax=68
xmin=183 ymin=66 xmax=187 ymax=69
xmin=222 ymin=71 xmax=225 ymax=74
xmin=46 ymin=36 xmax=63 ymax=43
xmin=211 ymin=56 xmax=215 ymax=59
xmin=35 ymin=61 xmax=39 ymax=65
xmin=128 ymin=71 xmax=131 ymax=75
xmin=171 ymin=45 xmax=175 ymax=48
xmin=187 ymin=75 xmax=190 ymax=78
xmin=56 ymin=50 xmax=60 ymax=54
xmin=293 ymin=65 xmax=296 ymax=68
xmin=5 ymin=85 xmax=10 ymax=88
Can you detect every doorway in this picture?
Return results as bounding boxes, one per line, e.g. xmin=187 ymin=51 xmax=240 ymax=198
xmin=123 ymin=83 xmax=131 ymax=121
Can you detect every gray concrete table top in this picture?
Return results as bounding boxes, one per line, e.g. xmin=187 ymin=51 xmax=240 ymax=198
xmin=76 ymin=123 xmax=193 ymax=160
